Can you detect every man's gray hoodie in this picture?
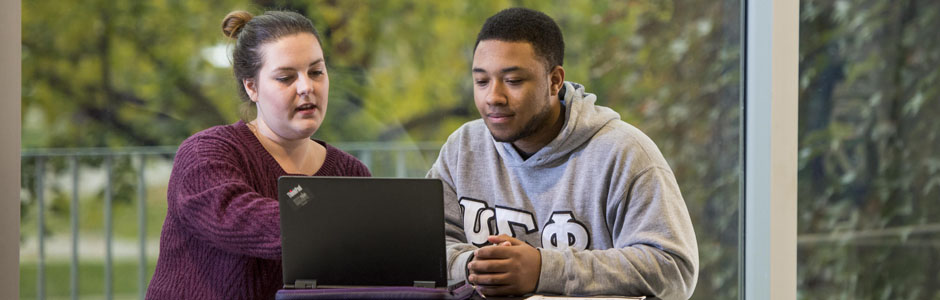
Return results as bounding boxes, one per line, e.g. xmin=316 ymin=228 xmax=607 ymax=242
xmin=428 ymin=81 xmax=699 ymax=299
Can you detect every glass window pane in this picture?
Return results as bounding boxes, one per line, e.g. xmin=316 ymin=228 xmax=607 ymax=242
xmin=799 ymin=0 xmax=940 ymax=298
xmin=21 ymin=1 xmax=742 ymax=298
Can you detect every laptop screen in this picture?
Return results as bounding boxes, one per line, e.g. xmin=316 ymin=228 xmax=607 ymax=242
xmin=277 ymin=176 xmax=447 ymax=288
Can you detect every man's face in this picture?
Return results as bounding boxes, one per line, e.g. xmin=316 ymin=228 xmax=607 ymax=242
xmin=472 ymin=40 xmax=561 ymax=144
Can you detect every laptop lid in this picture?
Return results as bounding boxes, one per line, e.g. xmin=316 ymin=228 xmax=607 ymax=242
xmin=277 ymin=176 xmax=447 ymax=289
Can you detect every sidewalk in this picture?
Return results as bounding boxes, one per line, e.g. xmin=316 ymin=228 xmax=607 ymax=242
xmin=19 ymin=235 xmax=160 ymax=263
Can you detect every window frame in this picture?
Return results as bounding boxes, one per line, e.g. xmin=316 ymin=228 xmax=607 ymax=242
xmin=742 ymin=0 xmax=798 ymax=299
xmin=2 ymin=0 xmax=23 ymax=298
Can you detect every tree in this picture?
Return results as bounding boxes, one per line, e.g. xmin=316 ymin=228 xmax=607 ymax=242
xmin=799 ymin=0 xmax=940 ymax=298
xmin=22 ymin=1 xmax=744 ymax=298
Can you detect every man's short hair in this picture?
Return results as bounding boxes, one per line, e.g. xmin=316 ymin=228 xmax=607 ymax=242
xmin=474 ymin=7 xmax=565 ymax=70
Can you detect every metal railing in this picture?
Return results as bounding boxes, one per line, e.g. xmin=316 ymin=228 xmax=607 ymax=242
xmin=25 ymin=143 xmax=938 ymax=299
xmin=20 ymin=142 xmax=441 ymax=300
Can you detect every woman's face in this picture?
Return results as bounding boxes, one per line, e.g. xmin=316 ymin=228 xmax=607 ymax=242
xmin=244 ymin=33 xmax=328 ymax=141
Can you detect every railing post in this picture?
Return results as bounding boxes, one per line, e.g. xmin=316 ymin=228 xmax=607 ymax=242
xmin=137 ymin=154 xmax=147 ymax=300
xmin=395 ymin=149 xmax=406 ymax=178
xmin=359 ymin=150 xmax=372 ymax=173
xmin=104 ymin=156 xmax=113 ymax=300
xmin=35 ymin=157 xmax=45 ymax=300
xmin=70 ymin=156 xmax=79 ymax=300
xmin=20 ymin=143 xmax=444 ymax=300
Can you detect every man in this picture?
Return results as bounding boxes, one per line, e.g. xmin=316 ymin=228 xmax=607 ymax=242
xmin=427 ymin=7 xmax=699 ymax=299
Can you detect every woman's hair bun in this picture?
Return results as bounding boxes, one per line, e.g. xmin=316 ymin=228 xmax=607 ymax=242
xmin=222 ymin=11 xmax=254 ymax=39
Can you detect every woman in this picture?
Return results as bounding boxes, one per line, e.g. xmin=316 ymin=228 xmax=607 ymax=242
xmin=146 ymin=10 xmax=370 ymax=299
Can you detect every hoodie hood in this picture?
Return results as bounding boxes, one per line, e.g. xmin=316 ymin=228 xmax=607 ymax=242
xmin=493 ymin=81 xmax=621 ymax=167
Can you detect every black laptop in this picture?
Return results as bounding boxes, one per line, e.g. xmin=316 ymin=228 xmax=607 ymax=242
xmin=277 ymin=176 xmax=457 ymax=290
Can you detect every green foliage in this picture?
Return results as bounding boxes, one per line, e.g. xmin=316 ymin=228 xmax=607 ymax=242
xmin=799 ymin=0 xmax=940 ymax=298
xmin=22 ymin=0 xmax=253 ymax=148
xmin=23 ymin=1 xmax=743 ymax=298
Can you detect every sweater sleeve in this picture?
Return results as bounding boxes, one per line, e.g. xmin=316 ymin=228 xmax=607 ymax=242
xmin=167 ymin=136 xmax=282 ymax=260
xmin=535 ymin=167 xmax=699 ymax=300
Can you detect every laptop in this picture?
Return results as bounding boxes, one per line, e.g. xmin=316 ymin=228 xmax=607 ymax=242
xmin=277 ymin=176 xmax=463 ymax=291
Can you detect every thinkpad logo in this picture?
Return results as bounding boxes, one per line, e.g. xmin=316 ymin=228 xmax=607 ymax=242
xmin=287 ymin=185 xmax=303 ymax=198
xmin=287 ymin=185 xmax=310 ymax=207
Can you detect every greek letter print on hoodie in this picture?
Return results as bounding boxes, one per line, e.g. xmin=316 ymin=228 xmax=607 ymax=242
xmin=428 ymin=81 xmax=699 ymax=300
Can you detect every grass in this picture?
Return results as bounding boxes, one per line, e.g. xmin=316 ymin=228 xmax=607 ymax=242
xmin=19 ymin=260 xmax=157 ymax=300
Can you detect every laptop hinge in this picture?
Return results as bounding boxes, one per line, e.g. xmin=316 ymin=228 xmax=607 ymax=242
xmin=446 ymin=279 xmax=466 ymax=292
xmin=292 ymin=279 xmax=317 ymax=289
xmin=413 ymin=281 xmax=436 ymax=288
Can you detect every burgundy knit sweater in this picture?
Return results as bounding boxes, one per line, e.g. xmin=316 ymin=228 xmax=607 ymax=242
xmin=146 ymin=121 xmax=371 ymax=299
